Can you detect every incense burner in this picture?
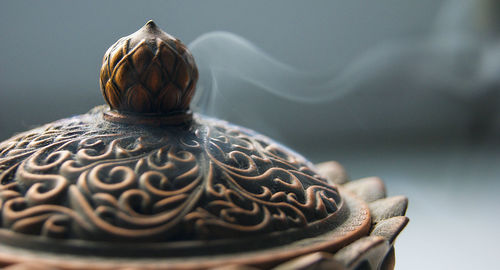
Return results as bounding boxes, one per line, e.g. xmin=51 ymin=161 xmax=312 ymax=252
xmin=0 ymin=21 xmax=408 ymax=270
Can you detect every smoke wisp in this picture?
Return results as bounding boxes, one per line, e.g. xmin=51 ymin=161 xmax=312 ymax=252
xmin=187 ymin=0 xmax=500 ymax=148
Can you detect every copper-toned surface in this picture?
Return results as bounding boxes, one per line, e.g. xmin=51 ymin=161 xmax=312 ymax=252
xmin=100 ymin=21 xmax=198 ymax=114
xmin=0 ymin=166 xmax=408 ymax=270
xmin=273 ymin=175 xmax=409 ymax=270
xmin=102 ymin=109 xmax=193 ymax=126
xmin=0 ymin=21 xmax=408 ymax=269
xmin=0 ymin=107 xmax=344 ymax=248
xmin=0 ymin=131 xmax=407 ymax=269
xmin=0 ymin=186 xmax=369 ymax=270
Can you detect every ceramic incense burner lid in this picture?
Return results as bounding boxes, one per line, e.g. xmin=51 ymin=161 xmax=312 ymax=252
xmin=0 ymin=22 xmax=408 ymax=270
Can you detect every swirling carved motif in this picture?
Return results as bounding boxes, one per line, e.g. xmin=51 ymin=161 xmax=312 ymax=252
xmin=0 ymin=107 xmax=341 ymax=242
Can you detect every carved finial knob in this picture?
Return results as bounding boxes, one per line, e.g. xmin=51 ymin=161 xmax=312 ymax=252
xmin=100 ymin=21 xmax=198 ymax=114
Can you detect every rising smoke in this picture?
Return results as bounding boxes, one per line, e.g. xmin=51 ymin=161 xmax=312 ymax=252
xmin=188 ymin=0 xmax=500 ymax=150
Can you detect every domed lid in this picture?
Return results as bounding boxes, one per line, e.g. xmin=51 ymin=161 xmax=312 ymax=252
xmin=0 ymin=22 xmax=372 ymax=268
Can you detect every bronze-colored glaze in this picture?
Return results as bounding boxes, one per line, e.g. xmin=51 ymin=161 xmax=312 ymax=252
xmin=0 ymin=107 xmax=349 ymax=246
xmin=0 ymin=21 xmax=408 ymax=269
xmin=100 ymin=20 xmax=198 ymax=115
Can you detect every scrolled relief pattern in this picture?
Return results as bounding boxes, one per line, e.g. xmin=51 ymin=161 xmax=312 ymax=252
xmin=0 ymin=113 xmax=341 ymax=242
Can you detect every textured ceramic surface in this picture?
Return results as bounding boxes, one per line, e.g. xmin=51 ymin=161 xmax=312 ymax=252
xmin=0 ymin=107 xmax=351 ymax=248
xmin=100 ymin=21 xmax=198 ymax=114
xmin=0 ymin=22 xmax=408 ymax=269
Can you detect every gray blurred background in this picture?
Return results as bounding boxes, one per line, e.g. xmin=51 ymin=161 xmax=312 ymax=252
xmin=1 ymin=0 xmax=499 ymax=269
